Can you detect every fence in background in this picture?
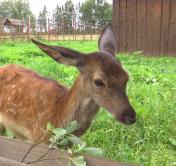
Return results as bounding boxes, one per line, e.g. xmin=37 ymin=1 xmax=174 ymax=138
xmin=0 ymin=17 xmax=101 ymax=42
xmin=0 ymin=32 xmax=100 ymax=42
xmin=113 ymin=0 xmax=176 ymax=56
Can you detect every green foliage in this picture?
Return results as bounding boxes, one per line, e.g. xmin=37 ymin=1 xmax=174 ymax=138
xmin=0 ymin=0 xmax=35 ymax=28
xmin=79 ymin=0 xmax=112 ymax=29
xmin=53 ymin=0 xmax=113 ymax=31
xmin=63 ymin=0 xmax=75 ymax=29
xmin=37 ymin=6 xmax=48 ymax=32
xmin=0 ymin=41 xmax=175 ymax=166
xmin=47 ymin=121 xmax=103 ymax=166
xmin=79 ymin=0 xmax=96 ymax=29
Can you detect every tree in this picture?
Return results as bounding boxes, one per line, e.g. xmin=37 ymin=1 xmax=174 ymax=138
xmin=0 ymin=0 xmax=14 ymax=18
xmin=62 ymin=0 xmax=75 ymax=29
xmin=79 ymin=0 xmax=112 ymax=30
xmin=95 ymin=0 xmax=112 ymax=28
xmin=0 ymin=0 xmax=35 ymax=21
xmin=54 ymin=0 xmax=75 ymax=31
xmin=37 ymin=11 xmax=42 ymax=32
xmin=79 ymin=0 xmax=96 ymax=30
xmin=54 ymin=5 xmax=62 ymax=31
xmin=30 ymin=14 xmax=36 ymax=32
xmin=37 ymin=6 xmax=48 ymax=32
xmin=0 ymin=0 xmax=36 ymax=31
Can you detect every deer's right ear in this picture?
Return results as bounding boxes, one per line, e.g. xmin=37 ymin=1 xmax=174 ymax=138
xmin=98 ymin=24 xmax=117 ymax=56
xmin=32 ymin=39 xmax=86 ymax=71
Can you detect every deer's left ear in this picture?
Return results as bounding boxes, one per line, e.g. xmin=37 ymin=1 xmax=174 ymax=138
xmin=98 ymin=24 xmax=117 ymax=56
xmin=31 ymin=39 xmax=86 ymax=71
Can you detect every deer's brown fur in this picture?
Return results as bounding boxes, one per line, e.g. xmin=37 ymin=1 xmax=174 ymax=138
xmin=0 ymin=24 xmax=136 ymax=143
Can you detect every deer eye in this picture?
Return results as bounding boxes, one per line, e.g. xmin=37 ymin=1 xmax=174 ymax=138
xmin=94 ymin=79 xmax=105 ymax=87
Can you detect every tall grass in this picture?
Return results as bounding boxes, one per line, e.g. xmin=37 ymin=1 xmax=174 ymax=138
xmin=0 ymin=41 xmax=176 ymax=165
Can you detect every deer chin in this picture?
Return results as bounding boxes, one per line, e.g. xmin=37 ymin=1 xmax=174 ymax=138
xmin=116 ymin=113 xmax=136 ymax=125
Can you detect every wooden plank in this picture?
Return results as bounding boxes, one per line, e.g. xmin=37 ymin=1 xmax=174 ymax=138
xmin=112 ymin=0 xmax=120 ymax=52
xmin=0 ymin=157 xmax=28 ymax=166
xmin=126 ymin=0 xmax=137 ymax=52
xmin=146 ymin=0 xmax=162 ymax=56
xmin=160 ymin=0 xmax=170 ymax=55
xmin=167 ymin=0 xmax=176 ymax=56
xmin=119 ymin=0 xmax=127 ymax=52
xmin=136 ymin=0 xmax=147 ymax=52
xmin=0 ymin=136 xmax=134 ymax=166
xmin=0 ymin=137 xmax=71 ymax=166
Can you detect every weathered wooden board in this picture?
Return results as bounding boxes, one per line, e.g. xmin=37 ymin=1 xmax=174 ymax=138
xmin=160 ymin=0 xmax=170 ymax=55
xmin=119 ymin=0 xmax=127 ymax=52
xmin=136 ymin=0 xmax=147 ymax=52
xmin=113 ymin=0 xmax=176 ymax=56
xmin=0 ymin=136 xmax=135 ymax=166
xmin=126 ymin=0 xmax=137 ymax=52
xmin=167 ymin=0 xmax=176 ymax=55
xmin=0 ymin=157 xmax=28 ymax=166
xmin=112 ymin=0 xmax=120 ymax=52
xmin=145 ymin=0 xmax=161 ymax=55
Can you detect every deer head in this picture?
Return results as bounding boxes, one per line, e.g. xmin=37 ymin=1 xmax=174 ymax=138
xmin=32 ymin=24 xmax=136 ymax=125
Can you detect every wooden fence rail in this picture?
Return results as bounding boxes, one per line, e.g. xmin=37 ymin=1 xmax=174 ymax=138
xmin=0 ymin=30 xmax=100 ymax=42
xmin=0 ymin=136 xmax=135 ymax=166
xmin=0 ymin=34 xmax=100 ymax=42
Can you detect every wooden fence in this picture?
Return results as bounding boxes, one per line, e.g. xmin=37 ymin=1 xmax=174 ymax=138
xmin=112 ymin=0 xmax=176 ymax=56
xmin=0 ymin=32 xmax=100 ymax=42
xmin=0 ymin=136 xmax=135 ymax=166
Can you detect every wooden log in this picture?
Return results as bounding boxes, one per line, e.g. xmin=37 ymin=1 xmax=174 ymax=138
xmin=0 ymin=157 xmax=27 ymax=166
xmin=0 ymin=136 xmax=135 ymax=166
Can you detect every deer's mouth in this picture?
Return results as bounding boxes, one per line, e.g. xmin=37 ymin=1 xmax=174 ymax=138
xmin=117 ymin=113 xmax=136 ymax=125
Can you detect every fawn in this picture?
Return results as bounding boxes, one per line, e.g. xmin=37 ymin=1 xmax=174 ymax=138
xmin=0 ymin=24 xmax=136 ymax=143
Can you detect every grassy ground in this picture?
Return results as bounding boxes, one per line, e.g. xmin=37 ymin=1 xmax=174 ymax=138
xmin=0 ymin=41 xmax=176 ymax=166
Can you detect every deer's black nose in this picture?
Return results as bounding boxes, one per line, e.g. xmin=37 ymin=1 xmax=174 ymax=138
xmin=123 ymin=107 xmax=136 ymax=124
xmin=117 ymin=107 xmax=136 ymax=125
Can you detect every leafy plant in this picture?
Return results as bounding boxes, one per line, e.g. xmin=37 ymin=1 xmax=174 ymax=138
xmin=47 ymin=121 xmax=103 ymax=166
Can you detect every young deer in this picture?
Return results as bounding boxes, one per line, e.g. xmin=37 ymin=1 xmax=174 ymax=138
xmin=0 ymin=24 xmax=136 ymax=143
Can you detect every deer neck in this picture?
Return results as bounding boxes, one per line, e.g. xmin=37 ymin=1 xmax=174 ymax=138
xmin=61 ymin=75 xmax=99 ymax=136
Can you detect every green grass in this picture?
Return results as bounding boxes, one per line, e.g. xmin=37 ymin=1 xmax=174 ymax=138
xmin=0 ymin=41 xmax=176 ymax=166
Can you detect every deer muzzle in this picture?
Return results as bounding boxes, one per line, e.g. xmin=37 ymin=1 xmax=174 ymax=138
xmin=117 ymin=107 xmax=136 ymax=125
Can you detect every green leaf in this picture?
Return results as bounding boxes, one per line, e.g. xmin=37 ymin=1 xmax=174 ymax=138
xmin=49 ymin=136 xmax=58 ymax=144
xmin=67 ymin=149 xmax=73 ymax=154
xmin=70 ymin=156 xmax=86 ymax=166
xmin=65 ymin=121 xmax=78 ymax=134
xmin=169 ymin=138 xmax=176 ymax=146
xmin=5 ymin=129 xmax=15 ymax=139
xmin=132 ymin=50 xmax=143 ymax=55
xmin=74 ymin=142 xmax=87 ymax=154
xmin=83 ymin=147 xmax=104 ymax=156
xmin=47 ymin=122 xmax=54 ymax=131
xmin=67 ymin=135 xmax=82 ymax=145
xmin=52 ymin=128 xmax=67 ymax=137
xmin=59 ymin=138 xmax=70 ymax=146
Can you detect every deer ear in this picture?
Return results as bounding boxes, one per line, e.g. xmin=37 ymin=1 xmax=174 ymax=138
xmin=32 ymin=39 xmax=86 ymax=69
xmin=98 ymin=24 xmax=117 ymax=56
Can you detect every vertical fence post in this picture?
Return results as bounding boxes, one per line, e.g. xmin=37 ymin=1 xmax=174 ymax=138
xmin=27 ymin=16 xmax=31 ymax=42
xmin=21 ymin=17 xmax=24 ymax=41
xmin=48 ymin=18 xmax=50 ymax=41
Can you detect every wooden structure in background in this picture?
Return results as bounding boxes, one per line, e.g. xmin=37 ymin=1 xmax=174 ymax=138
xmin=112 ymin=0 xmax=176 ymax=56
xmin=0 ymin=136 xmax=134 ymax=166
xmin=3 ymin=18 xmax=24 ymax=33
